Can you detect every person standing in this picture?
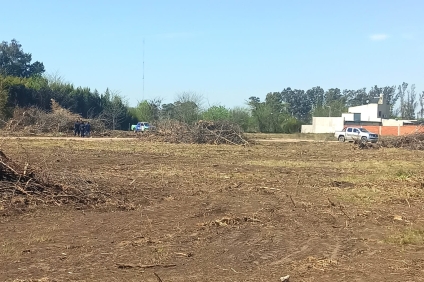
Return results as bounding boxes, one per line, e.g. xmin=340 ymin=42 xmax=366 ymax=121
xmin=80 ymin=121 xmax=86 ymax=138
xmin=74 ymin=120 xmax=80 ymax=136
xmin=85 ymin=122 xmax=91 ymax=137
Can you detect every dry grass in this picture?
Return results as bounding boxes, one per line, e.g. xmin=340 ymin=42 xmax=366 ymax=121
xmin=246 ymin=132 xmax=334 ymax=140
xmin=1 ymin=138 xmax=424 ymax=281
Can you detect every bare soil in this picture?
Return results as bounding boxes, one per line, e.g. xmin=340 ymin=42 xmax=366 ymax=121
xmin=1 ymin=138 xmax=424 ymax=282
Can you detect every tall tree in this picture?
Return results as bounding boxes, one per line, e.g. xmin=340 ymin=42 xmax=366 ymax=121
xmin=381 ymin=85 xmax=398 ymax=118
xmin=405 ymin=84 xmax=417 ymax=119
xmin=0 ymin=39 xmax=45 ymax=78
xmin=248 ymin=95 xmax=288 ymax=133
xmin=280 ymin=88 xmax=311 ymax=122
xmin=173 ymin=91 xmax=203 ymax=124
xmin=343 ymin=88 xmax=367 ymax=107
xmin=306 ymin=86 xmax=324 ymax=110
xmin=100 ymin=89 xmax=128 ymax=130
xmin=130 ymin=100 xmax=152 ymax=122
xmin=324 ymin=88 xmax=342 ymax=104
xmin=228 ymin=107 xmax=251 ymax=131
xmin=161 ymin=103 xmax=176 ymax=119
xmin=131 ymin=98 xmax=162 ymax=122
xmin=419 ymin=91 xmax=424 ymax=119
xmin=398 ymin=82 xmax=408 ymax=118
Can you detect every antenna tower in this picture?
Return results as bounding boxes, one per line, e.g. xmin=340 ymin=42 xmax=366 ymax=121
xmin=142 ymin=39 xmax=145 ymax=101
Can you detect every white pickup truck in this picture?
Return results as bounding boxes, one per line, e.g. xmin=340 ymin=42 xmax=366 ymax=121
xmin=335 ymin=127 xmax=379 ymax=143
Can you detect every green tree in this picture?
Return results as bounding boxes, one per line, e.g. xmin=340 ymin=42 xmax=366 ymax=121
xmin=306 ymin=86 xmax=324 ymax=111
xmin=130 ymin=99 xmax=159 ymax=122
xmin=312 ymin=99 xmax=347 ymax=118
xmin=280 ymin=88 xmax=312 ymax=122
xmin=160 ymin=103 xmax=176 ymax=119
xmin=381 ymin=86 xmax=398 ymax=118
xmin=398 ymin=82 xmax=408 ymax=118
xmin=0 ymin=78 xmax=11 ymax=121
xmin=229 ymin=107 xmax=251 ymax=131
xmin=419 ymin=91 xmax=424 ymax=119
xmin=202 ymin=105 xmax=230 ymax=121
xmin=344 ymin=88 xmax=368 ymax=107
xmin=248 ymin=96 xmax=288 ymax=133
xmin=173 ymin=92 xmax=203 ymax=124
xmin=100 ymin=89 xmax=128 ymax=130
xmin=324 ymin=88 xmax=343 ymax=104
xmin=0 ymin=39 xmax=45 ymax=78
xmin=404 ymin=84 xmax=417 ymax=119
xmin=147 ymin=98 xmax=162 ymax=121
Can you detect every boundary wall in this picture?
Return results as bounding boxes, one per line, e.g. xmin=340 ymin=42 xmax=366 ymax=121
xmin=353 ymin=125 xmax=424 ymax=136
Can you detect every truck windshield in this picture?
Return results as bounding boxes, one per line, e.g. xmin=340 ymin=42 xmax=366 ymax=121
xmin=358 ymin=128 xmax=369 ymax=132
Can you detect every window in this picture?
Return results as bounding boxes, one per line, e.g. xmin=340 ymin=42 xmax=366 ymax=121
xmin=347 ymin=128 xmax=352 ymax=132
xmin=378 ymin=111 xmax=382 ymax=118
xmin=353 ymin=129 xmax=359 ymax=133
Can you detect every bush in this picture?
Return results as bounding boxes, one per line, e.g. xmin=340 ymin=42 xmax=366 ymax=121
xmin=281 ymin=118 xmax=302 ymax=133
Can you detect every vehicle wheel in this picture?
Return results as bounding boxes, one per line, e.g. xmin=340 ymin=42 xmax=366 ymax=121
xmin=361 ymin=136 xmax=368 ymax=144
xmin=338 ymin=136 xmax=345 ymax=142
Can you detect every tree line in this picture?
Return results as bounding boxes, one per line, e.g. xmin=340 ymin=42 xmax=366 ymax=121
xmin=1 ymin=39 xmax=423 ymax=133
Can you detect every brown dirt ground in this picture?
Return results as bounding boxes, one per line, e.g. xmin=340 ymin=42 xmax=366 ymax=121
xmin=1 ymin=138 xmax=424 ymax=282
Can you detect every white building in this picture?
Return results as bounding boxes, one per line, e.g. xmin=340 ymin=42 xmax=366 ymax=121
xmin=301 ymin=94 xmax=415 ymax=133
xmin=342 ymin=94 xmax=390 ymax=124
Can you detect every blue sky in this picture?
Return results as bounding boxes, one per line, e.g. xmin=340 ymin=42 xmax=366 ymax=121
xmin=1 ymin=0 xmax=423 ymax=108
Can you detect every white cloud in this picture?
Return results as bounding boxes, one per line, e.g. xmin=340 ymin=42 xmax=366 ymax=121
xmin=369 ymin=34 xmax=389 ymax=41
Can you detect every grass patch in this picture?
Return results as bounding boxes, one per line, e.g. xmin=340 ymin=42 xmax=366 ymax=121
xmin=388 ymin=228 xmax=424 ymax=245
xmin=333 ymin=184 xmax=385 ymax=206
xmin=395 ymin=169 xmax=414 ymax=181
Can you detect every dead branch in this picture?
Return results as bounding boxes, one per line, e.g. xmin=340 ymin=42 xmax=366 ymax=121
xmin=339 ymin=205 xmax=351 ymax=220
xmin=287 ymin=194 xmax=296 ymax=208
xmin=154 ymin=272 xmax=163 ymax=282
xmin=116 ymin=263 xmax=177 ymax=269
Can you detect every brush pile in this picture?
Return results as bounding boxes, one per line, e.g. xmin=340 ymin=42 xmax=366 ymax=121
xmin=0 ymin=150 xmax=109 ymax=214
xmin=354 ymin=131 xmax=424 ymax=150
xmin=379 ymin=133 xmax=424 ymax=150
xmin=139 ymin=120 xmax=249 ymax=145
xmin=3 ymin=99 xmax=105 ymax=135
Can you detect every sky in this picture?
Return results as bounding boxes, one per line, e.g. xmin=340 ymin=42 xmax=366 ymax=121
xmin=1 ymin=0 xmax=423 ymax=108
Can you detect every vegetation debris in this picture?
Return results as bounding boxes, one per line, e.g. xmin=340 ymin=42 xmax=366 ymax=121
xmin=0 ymin=149 xmax=110 ymax=214
xmin=138 ymin=120 xmax=250 ymax=145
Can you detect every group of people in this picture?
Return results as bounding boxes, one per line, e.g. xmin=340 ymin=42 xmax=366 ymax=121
xmin=74 ymin=120 xmax=91 ymax=137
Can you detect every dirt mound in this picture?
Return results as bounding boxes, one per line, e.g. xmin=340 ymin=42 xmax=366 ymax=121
xmin=138 ymin=120 xmax=250 ymax=145
xmin=0 ymin=150 xmax=109 ymax=214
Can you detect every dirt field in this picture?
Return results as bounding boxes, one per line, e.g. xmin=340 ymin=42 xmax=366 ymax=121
xmin=1 ymin=138 xmax=424 ymax=282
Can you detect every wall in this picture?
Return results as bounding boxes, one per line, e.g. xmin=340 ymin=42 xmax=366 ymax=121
xmin=353 ymin=125 xmax=424 ymax=136
xmin=382 ymin=119 xmax=405 ymax=126
xmin=301 ymin=125 xmax=313 ymax=133
xmin=348 ymin=104 xmax=381 ymax=122
xmin=342 ymin=113 xmax=354 ymax=121
xmin=301 ymin=117 xmax=344 ymax=133
xmin=377 ymin=103 xmax=390 ymax=119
